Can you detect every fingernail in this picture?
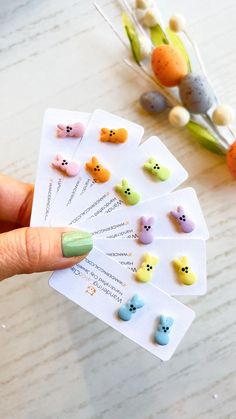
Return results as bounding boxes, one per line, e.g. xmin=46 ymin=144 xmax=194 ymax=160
xmin=62 ymin=230 xmax=93 ymax=257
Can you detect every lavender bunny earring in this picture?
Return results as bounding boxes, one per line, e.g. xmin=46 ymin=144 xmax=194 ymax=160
xmin=139 ymin=216 xmax=155 ymax=244
xmin=170 ymin=205 xmax=195 ymax=233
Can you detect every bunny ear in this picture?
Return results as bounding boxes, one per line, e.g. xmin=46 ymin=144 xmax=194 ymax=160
xmin=101 ymin=128 xmax=109 ymax=134
xmin=149 ymin=157 xmax=156 ymax=164
xmin=57 ymin=123 xmax=65 ymax=130
xmin=92 ymin=156 xmax=99 ymax=165
xmin=173 ymin=257 xmax=181 ymax=268
xmin=177 ymin=205 xmax=184 ymax=214
xmin=166 ymin=317 xmax=174 ymax=327
xmin=160 ymin=315 xmax=165 ymax=325
xmin=148 ymin=216 xmax=155 ymax=224
xmin=115 ymin=183 xmax=122 ymax=192
xmin=170 ymin=210 xmax=179 ymax=219
xmin=144 ymin=162 xmax=151 ymax=170
xmin=55 ymin=153 xmax=62 ymax=161
xmin=122 ymin=179 xmax=128 ymax=188
xmin=140 ymin=216 xmax=147 ymax=224
xmin=131 ymin=294 xmax=144 ymax=308
xmin=181 ymin=256 xmax=189 ymax=265
xmin=85 ymin=160 xmax=92 ymax=170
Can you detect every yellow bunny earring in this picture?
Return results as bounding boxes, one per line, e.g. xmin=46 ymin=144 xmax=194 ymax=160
xmin=173 ymin=256 xmax=197 ymax=285
xmin=136 ymin=253 xmax=159 ymax=283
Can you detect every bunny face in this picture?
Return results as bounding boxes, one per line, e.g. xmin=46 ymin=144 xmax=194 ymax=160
xmin=136 ymin=253 xmax=158 ymax=282
xmin=52 ymin=154 xmax=80 ymax=177
xmin=173 ymin=256 xmax=197 ymax=286
xmin=170 ymin=205 xmax=195 ymax=233
xmin=155 ymin=315 xmax=174 ymax=345
xmin=144 ymin=157 xmax=170 ymax=181
xmin=115 ymin=179 xmax=141 ymax=205
xmin=85 ymin=156 xmax=110 ymax=183
xmin=118 ymin=294 xmax=144 ymax=321
xmin=100 ymin=128 xmax=128 ymax=143
xmin=139 ymin=216 xmax=155 ymax=244
xmin=56 ymin=122 xmax=85 ymax=138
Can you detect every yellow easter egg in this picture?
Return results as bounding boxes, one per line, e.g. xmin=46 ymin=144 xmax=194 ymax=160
xmin=151 ymin=45 xmax=188 ymax=87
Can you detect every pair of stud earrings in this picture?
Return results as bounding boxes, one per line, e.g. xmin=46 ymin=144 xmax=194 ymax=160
xmin=52 ymin=155 xmax=111 ymax=181
xmin=139 ymin=207 xmax=195 ymax=245
xmin=118 ymin=295 xmax=174 ymax=346
xmin=56 ymin=122 xmax=129 ymax=144
xmin=136 ymin=253 xmax=197 ymax=286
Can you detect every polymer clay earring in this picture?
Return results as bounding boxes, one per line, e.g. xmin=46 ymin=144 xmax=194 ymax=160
xmin=170 ymin=205 xmax=195 ymax=233
xmin=56 ymin=122 xmax=85 ymax=138
xmin=118 ymin=294 xmax=144 ymax=321
xmin=51 ymin=154 xmax=80 ymax=177
xmin=136 ymin=253 xmax=158 ymax=283
xmin=100 ymin=127 xmax=128 ymax=143
xmin=139 ymin=216 xmax=155 ymax=244
xmin=85 ymin=156 xmax=111 ymax=183
xmin=173 ymin=256 xmax=197 ymax=285
xmin=144 ymin=157 xmax=170 ymax=181
xmin=155 ymin=315 xmax=174 ymax=345
xmin=115 ymin=179 xmax=141 ymax=205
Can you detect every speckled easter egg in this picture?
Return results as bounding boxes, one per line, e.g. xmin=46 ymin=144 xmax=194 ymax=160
xmin=227 ymin=141 xmax=236 ymax=178
xmin=179 ymin=74 xmax=214 ymax=114
xmin=151 ymin=45 xmax=188 ymax=87
xmin=139 ymin=91 xmax=168 ymax=113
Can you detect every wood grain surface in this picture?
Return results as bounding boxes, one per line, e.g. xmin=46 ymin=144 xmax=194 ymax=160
xmin=0 ymin=1 xmax=236 ymax=418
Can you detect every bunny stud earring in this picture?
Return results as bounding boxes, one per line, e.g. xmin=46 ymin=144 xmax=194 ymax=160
xmin=56 ymin=122 xmax=85 ymax=138
xmin=85 ymin=156 xmax=110 ymax=183
xmin=100 ymin=127 xmax=128 ymax=143
xmin=139 ymin=216 xmax=155 ymax=244
xmin=170 ymin=205 xmax=195 ymax=233
xmin=173 ymin=256 xmax=197 ymax=285
xmin=115 ymin=179 xmax=141 ymax=205
xmin=155 ymin=315 xmax=174 ymax=346
xmin=51 ymin=154 xmax=80 ymax=177
xmin=136 ymin=253 xmax=158 ymax=283
xmin=144 ymin=157 xmax=170 ymax=181
xmin=118 ymin=294 xmax=144 ymax=321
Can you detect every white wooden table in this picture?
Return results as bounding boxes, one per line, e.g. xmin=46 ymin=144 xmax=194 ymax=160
xmin=1 ymin=1 xmax=236 ymax=418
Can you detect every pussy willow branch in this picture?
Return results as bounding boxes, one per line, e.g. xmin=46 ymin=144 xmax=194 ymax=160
xmin=183 ymin=29 xmax=236 ymax=141
xmin=94 ymin=2 xmax=231 ymax=149
xmin=118 ymin=0 xmax=147 ymax=38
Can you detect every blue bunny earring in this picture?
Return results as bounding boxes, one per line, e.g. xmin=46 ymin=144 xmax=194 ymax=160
xmin=155 ymin=315 xmax=174 ymax=345
xmin=118 ymin=294 xmax=144 ymax=321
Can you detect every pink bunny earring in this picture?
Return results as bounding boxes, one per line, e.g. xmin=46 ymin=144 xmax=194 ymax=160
xmin=51 ymin=154 xmax=80 ymax=177
xmin=170 ymin=205 xmax=195 ymax=233
xmin=56 ymin=122 xmax=85 ymax=138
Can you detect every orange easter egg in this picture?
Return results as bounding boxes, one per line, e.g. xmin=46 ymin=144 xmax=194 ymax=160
xmin=151 ymin=45 xmax=188 ymax=87
xmin=227 ymin=141 xmax=236 ymax=178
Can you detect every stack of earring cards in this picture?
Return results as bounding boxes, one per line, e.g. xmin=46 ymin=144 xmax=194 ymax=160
xmin=31 ymin=108 xmax=209 ymax=361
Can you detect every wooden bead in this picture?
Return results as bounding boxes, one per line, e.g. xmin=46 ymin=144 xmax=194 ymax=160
xmin=212 ymin=105 xmax=235 ymax=126
xmin=135 ymin=0 xmax=153 ymax=9
xmin=152 ymin=45 xmax=188 ymax=87
xmin=143 ymin=8 xmax=161 ymax=27
xmin=139 ymin=35 xmax=153 ymax=59
xmin=169 ymin=14 xmax=186 ymax=32
xmin=168 ymin=106 xmax=190 ymax=128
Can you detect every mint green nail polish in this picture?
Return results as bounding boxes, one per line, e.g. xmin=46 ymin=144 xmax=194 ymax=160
xmin=62 ymin=230 xmax=93 ymax=257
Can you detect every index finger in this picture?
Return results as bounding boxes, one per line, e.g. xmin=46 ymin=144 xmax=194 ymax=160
xmin=0 ymin=173 xmax=34 ymax=226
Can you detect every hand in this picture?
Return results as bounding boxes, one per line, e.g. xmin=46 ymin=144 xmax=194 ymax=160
xmin=0 ymin=174 xmax=93 ymax=280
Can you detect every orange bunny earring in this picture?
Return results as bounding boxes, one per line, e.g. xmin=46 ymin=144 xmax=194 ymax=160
xmin=85 ymin=156 xmax=111 ymax=183
xmin=100 ymin=128 xmax=128 ymax=143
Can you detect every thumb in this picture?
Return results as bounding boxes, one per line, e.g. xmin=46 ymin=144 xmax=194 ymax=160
xmin=0 ymin=227 xmax=93 ymax=281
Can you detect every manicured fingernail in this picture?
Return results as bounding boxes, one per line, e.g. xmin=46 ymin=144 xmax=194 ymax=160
xmin=62 ymin=230 xmax=93 ymax=257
